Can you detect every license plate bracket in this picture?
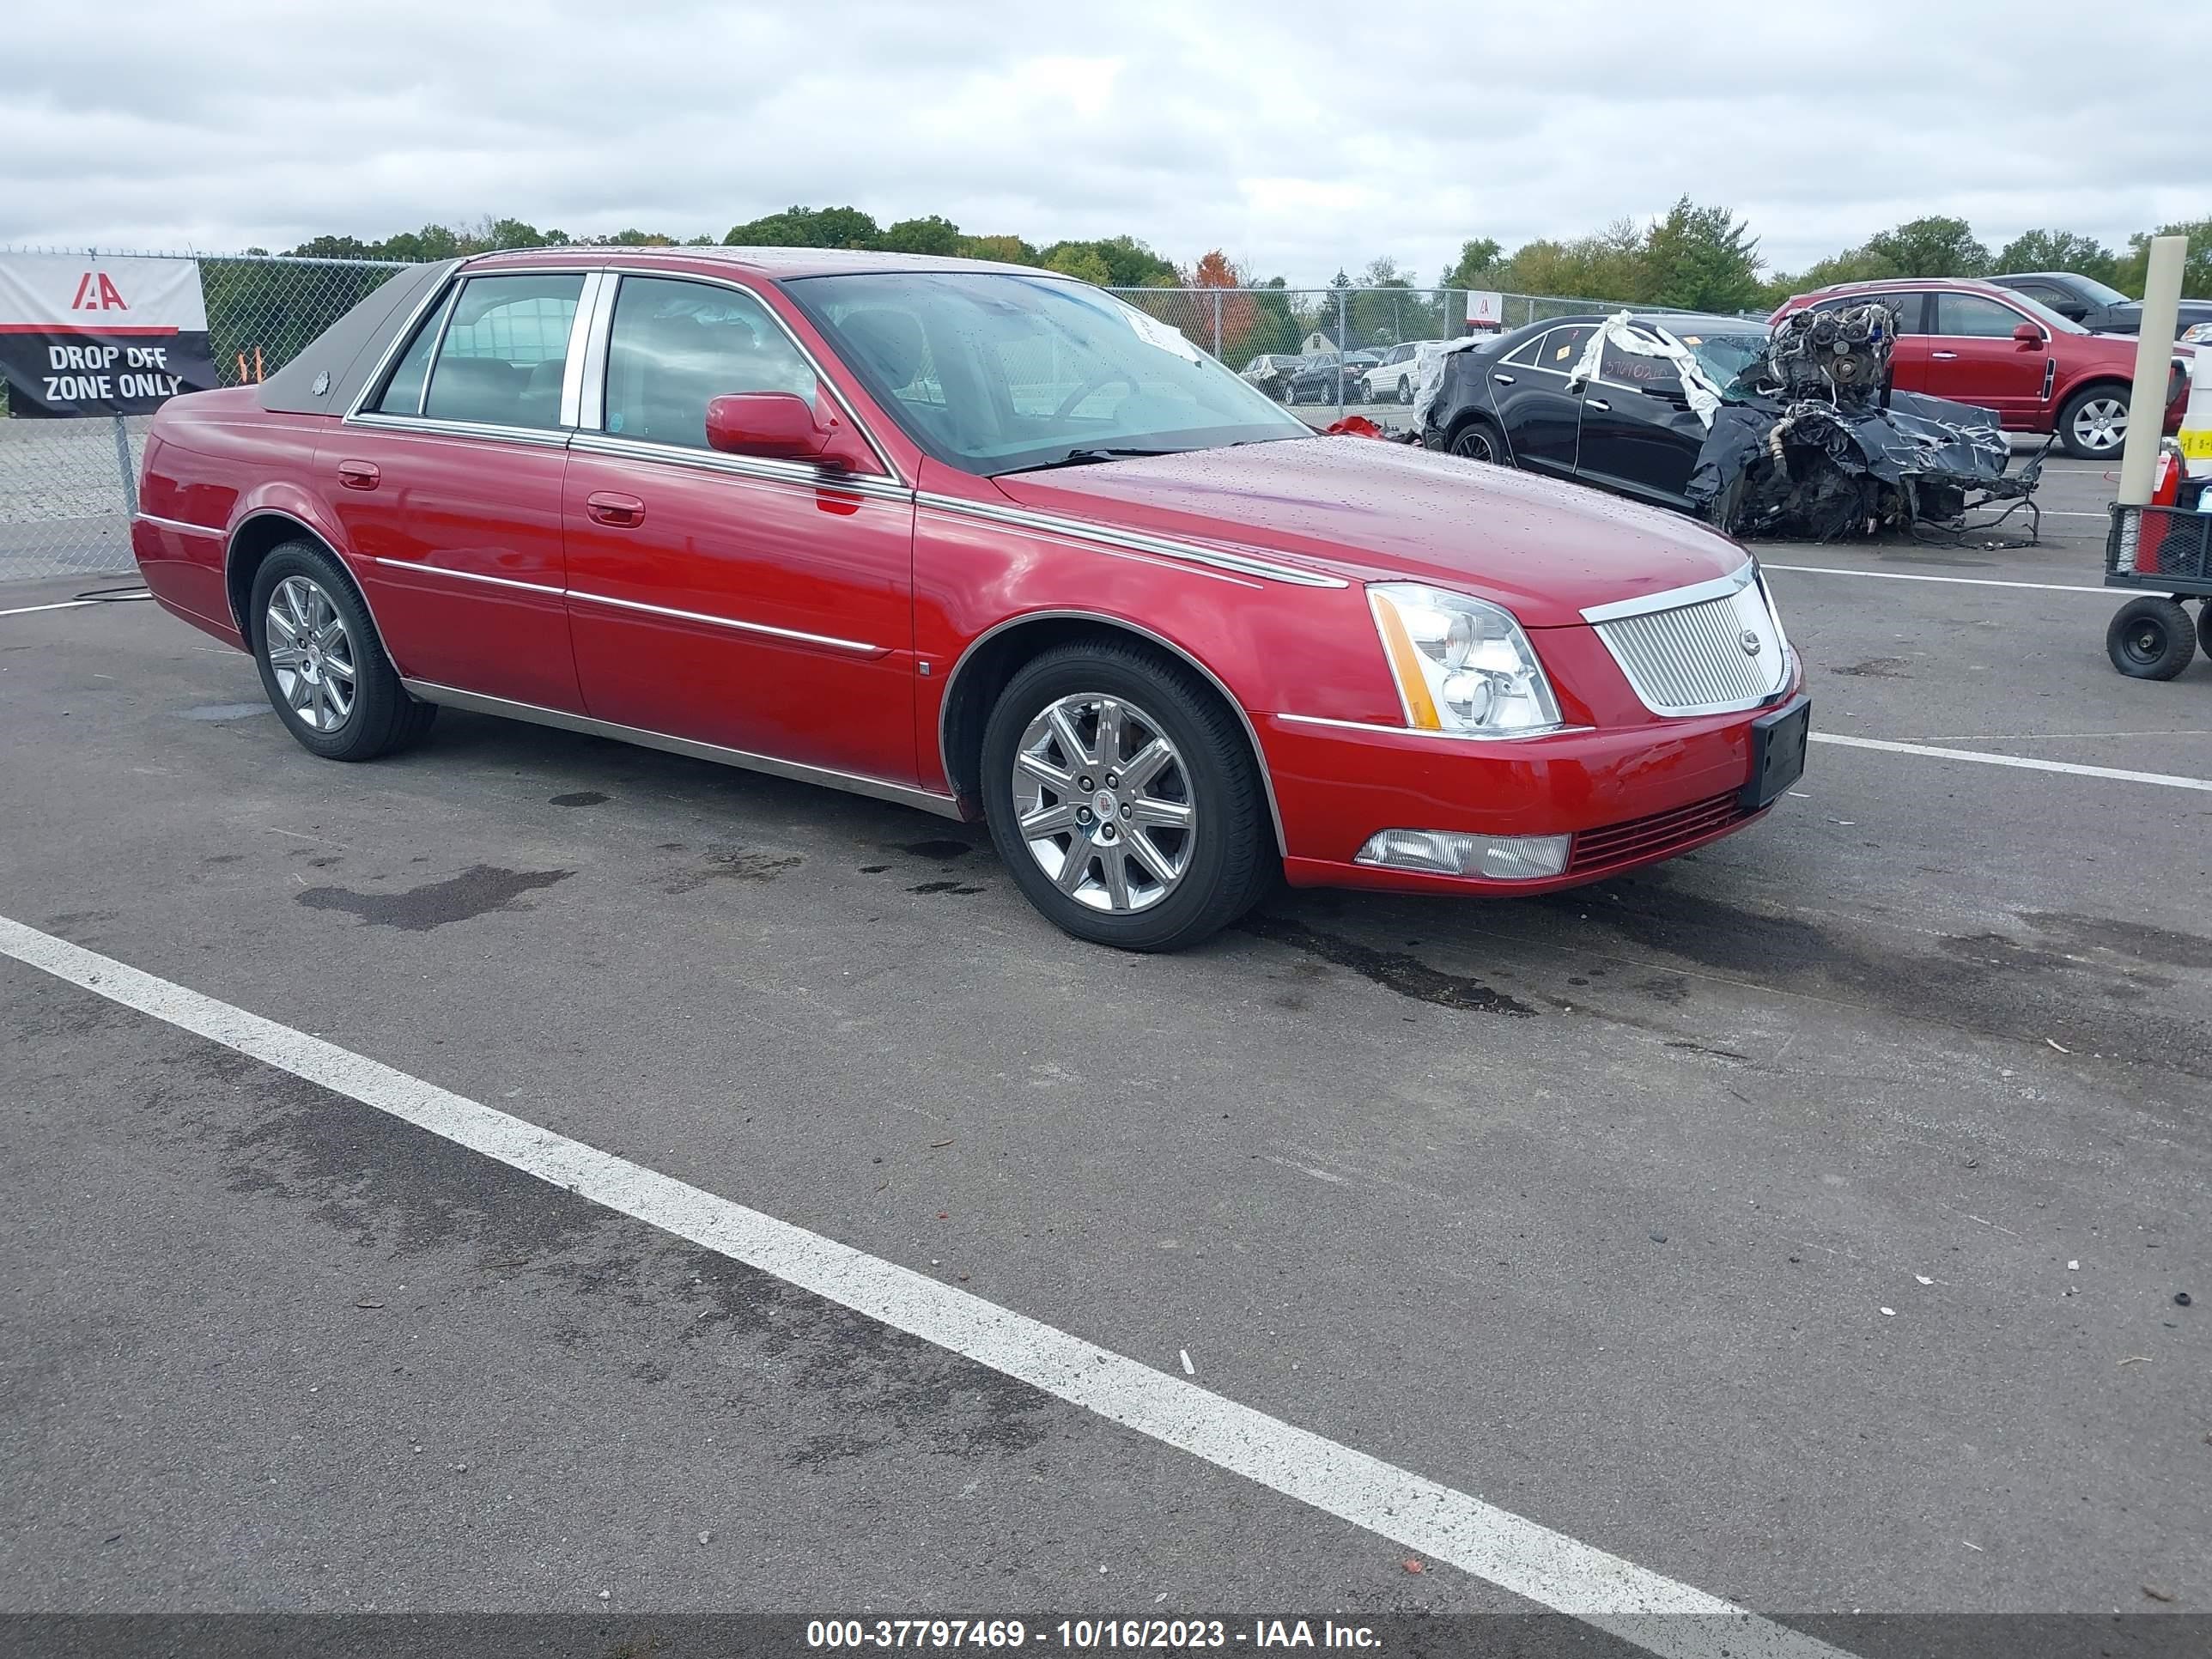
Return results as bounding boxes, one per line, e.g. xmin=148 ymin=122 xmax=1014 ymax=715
xmin=1741 ymin=696 xmax=1811 ymax=811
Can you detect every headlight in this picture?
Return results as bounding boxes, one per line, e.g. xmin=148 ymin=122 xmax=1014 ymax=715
xmin=1368 ymin=583 xmax=1564 ymax=737
xmin=2181 ymin=323 xmax=2212 ymax=345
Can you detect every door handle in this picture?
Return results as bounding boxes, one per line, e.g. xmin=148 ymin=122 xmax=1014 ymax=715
xmin=1585 ymin=399 xmax=1610 ymax=411
xmin=336 ymin=459 xmax=380 ymax=490
xmin=585 ymin=491 xmax=646 ymax=528
xmin=1929 ymin=349 xmax=1960 ymax=360
xmin=1492 ymin=373 xmax=1516 ymax=384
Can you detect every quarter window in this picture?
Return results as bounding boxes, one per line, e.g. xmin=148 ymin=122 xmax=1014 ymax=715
xmin=602 ymin=276 xmax=817 ymax=449
xmin=410 ymin=274 xmax=585 ymax=429
xmin=1935 ymin=293 xmax=2032 ymax=338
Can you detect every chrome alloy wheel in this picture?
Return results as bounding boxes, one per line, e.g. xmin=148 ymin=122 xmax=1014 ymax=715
xmin=265 ymin=574 xmax=357 ymax=732
xmin=2069 ymin=395 xmax=2127 ymax=453
xmin=1011 ymin=694 xmax=1196 ymax=914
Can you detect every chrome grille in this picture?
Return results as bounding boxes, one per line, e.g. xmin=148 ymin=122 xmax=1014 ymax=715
xmin=1591 ymin=574 xmax=1788 ymax=716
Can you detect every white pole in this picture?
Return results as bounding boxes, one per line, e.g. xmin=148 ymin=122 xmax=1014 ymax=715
xmin=2114 ymin=234 xmax=2186 ymax=507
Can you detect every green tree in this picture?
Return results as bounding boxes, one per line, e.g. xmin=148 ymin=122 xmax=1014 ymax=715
xmin=1440 ymin=237 xmax=1504 ymax=289
xmin=1504 ymin=219 xmax=1649 ymax=303
xmin=878 ymin=214 xmax=965 ymax=256
xmin=958 ymin=233 xmax=1038 ymax=264
xmin=1642 ymin=198 xmax=1764 ymax=313
xmin=1994 ymin=229 xmax=2118 ymax=283
xmin=1039 ymin=236 xmax=1177 ymax=289
xmin=1863 ymin=216 xmax=1989 ymax=277
xmin=2114 ymin=218 xmax=2212 ymax=300
xmin=1042 ymin=245 xmax=1113 ymax=285
xmin=724 ymin=205 xmax=880 ymax=248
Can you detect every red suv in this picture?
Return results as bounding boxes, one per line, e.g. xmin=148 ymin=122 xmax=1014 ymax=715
xmin=1770 ymin=277 xmax=2191 ymax=459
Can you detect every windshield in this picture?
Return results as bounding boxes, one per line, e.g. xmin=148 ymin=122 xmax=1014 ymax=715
xmin=2069 ymin=275 xmax=2130 ymax=307
xmin=785 ymin=271 xmax=1310 ymax=476
xmin=2000 ymin=290 xmax=2089 ymax=335
xmin=1668 ymin=329 xmax=1772 ymax=382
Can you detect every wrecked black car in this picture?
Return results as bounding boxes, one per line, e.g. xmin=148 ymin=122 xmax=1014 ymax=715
xmin=1416 ymin=307 xmax=2042 ymax=540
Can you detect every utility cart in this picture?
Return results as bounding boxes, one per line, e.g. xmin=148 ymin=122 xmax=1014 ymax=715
xmin=2105 ymin=501 xmax=2212 ymax=678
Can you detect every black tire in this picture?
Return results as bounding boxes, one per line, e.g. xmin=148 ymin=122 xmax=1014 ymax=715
xmin=1449 ymin=417 xmax=1503 ymax=464
xmin=2199 ymin=599 xmax=2212 ymax=664
xmin=1396 ymin=375 xmax=1413 ymax=404
xmin=981 ymin=640 xmax=1273 ymax=952
xmin=2056 ymin=384 xmax=2129 ymax=459
xmin=2106 ymin=596 xmax=2196 ymax=680
xmin=249 ymin=540 xmax=437 ymax=760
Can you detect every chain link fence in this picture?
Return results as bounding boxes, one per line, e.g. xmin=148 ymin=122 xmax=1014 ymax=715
xmin=1 ymin=250 xmax=1696 ymax=584
xmin=1 ymin=250 xmax=407 ymax=582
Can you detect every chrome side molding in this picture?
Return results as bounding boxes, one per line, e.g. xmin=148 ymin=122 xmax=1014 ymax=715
xmin=398 ymin=679 xmax=965 ymax=821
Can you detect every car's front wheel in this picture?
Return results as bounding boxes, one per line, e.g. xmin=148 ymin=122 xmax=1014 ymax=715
xmin=2057 ymin=386 xmax=2129 ymax=459
xmin=249 ymin=541 xmax=437 ymax=760
xmin=981 ymin=641 xmax=1273 ymax=951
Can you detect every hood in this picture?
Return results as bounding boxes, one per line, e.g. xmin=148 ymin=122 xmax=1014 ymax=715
xmin=988 ymin=435 xmax=1747 ymax=628
xmin=2094 ymin=298 xmax=2212 ymax=330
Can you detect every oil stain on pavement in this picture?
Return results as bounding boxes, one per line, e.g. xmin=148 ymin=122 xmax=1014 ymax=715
xmin=295 ymin=865 xmax=574 ymax=931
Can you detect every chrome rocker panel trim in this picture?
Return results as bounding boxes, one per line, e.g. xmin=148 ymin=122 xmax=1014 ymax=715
xmin=398 ymin=679 xmax=963 ymax=821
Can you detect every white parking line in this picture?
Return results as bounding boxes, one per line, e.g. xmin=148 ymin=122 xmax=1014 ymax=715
xmin=0 ymin=598 xmax=100 ymax=617
xmin=0 ymin=914 xmax=1849 ymax=1659
xmin=1812 ymin=732 xmax=2212 ymax=791
xmin=1764 ymin=565 xmax=2111 ymax=595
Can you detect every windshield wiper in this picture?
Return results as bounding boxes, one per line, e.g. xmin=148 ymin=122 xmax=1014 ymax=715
xmin=994 ymin=446 xmax=1187 ymax=476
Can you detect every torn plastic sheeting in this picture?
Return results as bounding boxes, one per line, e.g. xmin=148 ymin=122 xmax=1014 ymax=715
xmin=1566 ymin=311 xmax=1726 ymax=428
xmin=1412 ymin=333 xmax=1497 ymax=429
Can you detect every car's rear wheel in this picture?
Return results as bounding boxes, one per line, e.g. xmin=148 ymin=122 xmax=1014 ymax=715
xmin=1397 ymin=375 xmax=1413 ymax=404
xmin=1449 ymin=419 xmax=1502 ymax=464
xmin=249 ymin=541 xmax=437 ymax=760
xmin=2057 ymin=386 xmax=2128 ymax=459
xmin=981 ymin=641 xmax=1272 ymax=952
xmin=2106 ymin=596 xmax=2196 ymax=680
xmin=2199 ymin=599 xmax=2212 ymax=664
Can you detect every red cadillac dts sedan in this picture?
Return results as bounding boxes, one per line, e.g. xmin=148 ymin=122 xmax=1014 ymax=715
xmin=131 ymin=247 xmax=1808 ymax=951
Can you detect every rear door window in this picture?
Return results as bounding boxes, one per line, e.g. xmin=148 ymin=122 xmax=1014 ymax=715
xmin=416 ymin=274 xmax=586 ymax=429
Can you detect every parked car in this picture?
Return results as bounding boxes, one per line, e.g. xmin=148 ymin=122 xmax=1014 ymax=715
xmin=1285 ymin=350 xmax=1377 ymax=405
xmin=1770 ymin=277 xmax=2192 ymax=457
xmin=1421 ymin=313 xmax=1772 ymax=510
xmin=1238 ymin=352 xmax=1303 ymax=400
xmin=131 ymin=247 xmax=1805 ymax=952
xmin=1985 ymin=270 xmax=2212 ymax=343
xmin=1364 ymin=341 xmax=1444 ymax=404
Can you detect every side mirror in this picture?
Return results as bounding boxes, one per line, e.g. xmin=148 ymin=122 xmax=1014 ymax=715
xmin=704 ymin=392 xmax=870 ymax=470
xmin=2012 ymin=321 xmax=2045 ymax=349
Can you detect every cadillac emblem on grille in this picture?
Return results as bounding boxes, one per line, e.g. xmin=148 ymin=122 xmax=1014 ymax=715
xmin=1739 ymin=629 xmax=1763 ymax=657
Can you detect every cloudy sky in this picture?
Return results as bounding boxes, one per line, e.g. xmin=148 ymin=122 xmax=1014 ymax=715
xmin=5 ymin=0 xmax=2203 ymax=286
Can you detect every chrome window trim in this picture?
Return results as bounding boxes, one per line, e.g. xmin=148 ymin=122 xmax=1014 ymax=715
xmin=568 ymin=429 xmax=913 ymax=502
xmin=346 ymin=411 xmax=573 ymax=448
xmin=367 ymin=556 xmax=565 ymax=599
xmin=936 ymin=608 xmax=1289 ymax=856
xmin=399 ymin=678 xmax=962 ymax=821
xmin=563 ymin=586 xmax=885 ymax=656
xmin=575 ymin=271 xmax=617 ymax=432
xmin=582 ymin=270 xmax=905 ymax=486
xmin=414 ymin=281 xmax=465 ymax=416
xmin=343 ymin=263 xmax=600 ymax=428
xmin=345 ymin=268 xmax=459 ymax=422
xmin=558 ymin=272 xmax=613 ymax=428
xmin=1274 ymin=712 xmax=1595 ymax=744
xmin=134 ymin=511 xmax=224 ymax=538
xmin=1578 ymin=562 xmax=1756 ymax=625
xmin=917 ymin=492 xmax=1346 ymax=590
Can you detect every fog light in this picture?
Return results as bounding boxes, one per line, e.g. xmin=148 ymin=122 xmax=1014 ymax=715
xmin=1353 ymin=829 xmax=1571 ymax=880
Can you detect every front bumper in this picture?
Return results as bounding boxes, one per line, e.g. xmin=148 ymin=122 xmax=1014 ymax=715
xmin=1260 ymin=660 xmax=1805 ymax=896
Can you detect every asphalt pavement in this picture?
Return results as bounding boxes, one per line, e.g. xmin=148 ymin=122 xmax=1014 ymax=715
xmin=1 ymin=452 xmax=2206 ymax=1654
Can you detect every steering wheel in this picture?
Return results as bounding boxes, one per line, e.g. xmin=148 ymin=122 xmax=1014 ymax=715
xmin=1052 ymin=371 xmax=1137 ymax=421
